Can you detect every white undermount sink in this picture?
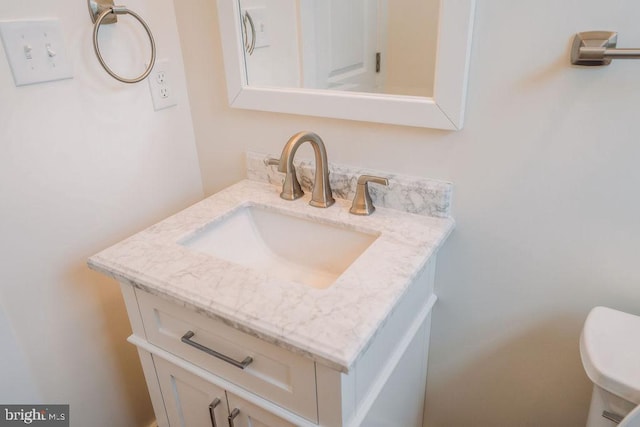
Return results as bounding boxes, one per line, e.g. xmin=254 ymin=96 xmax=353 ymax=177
xmin=180 ymin=204 xmax=379 ymax=289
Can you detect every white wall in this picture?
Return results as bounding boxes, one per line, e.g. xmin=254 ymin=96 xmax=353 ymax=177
xmin=0 ymin=1 xmax=203 ymax=426
xmin=175 ymin=0 xmax=640 ymax=425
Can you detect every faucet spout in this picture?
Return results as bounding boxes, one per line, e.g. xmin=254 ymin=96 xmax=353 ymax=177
xmin=278 ymin=131 xmax=335 ymax=208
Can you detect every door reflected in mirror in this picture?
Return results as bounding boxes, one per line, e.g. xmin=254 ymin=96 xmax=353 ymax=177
xmin=239 ymin=0 xmax=439 ymax=97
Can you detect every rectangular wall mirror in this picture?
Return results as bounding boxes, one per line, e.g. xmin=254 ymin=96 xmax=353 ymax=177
xmin=217 ymin=0 xmax=475 ymax=130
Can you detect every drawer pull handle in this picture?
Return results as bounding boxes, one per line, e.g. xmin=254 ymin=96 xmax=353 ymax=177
xmin=228 ymin=408 xmax=240 ymax=427
xmin=181 ymin=331 xmax=253 ymax=370
xmin=208 ymin=398 xmax=221 ymax=427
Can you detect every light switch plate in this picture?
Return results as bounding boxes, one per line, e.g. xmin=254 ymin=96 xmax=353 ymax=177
xmin=0 ymin=19 xmax=73 ymax=86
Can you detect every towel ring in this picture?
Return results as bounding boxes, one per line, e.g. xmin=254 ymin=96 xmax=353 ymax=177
xmin=242 ymin=11 xmax=256 ymax=55
xmin=89 ymin=0 xmax=156 ymax=84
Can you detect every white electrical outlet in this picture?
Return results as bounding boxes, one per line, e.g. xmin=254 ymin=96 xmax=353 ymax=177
xmin=148 ymin=59 xmax=177 ymax=111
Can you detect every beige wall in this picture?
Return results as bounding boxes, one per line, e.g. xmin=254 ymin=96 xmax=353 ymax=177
xmin=175 ymin=0 xmax=640 ymax=425
xmin=385 ymin=0 xmax=438 ymax=97
xmin=0 ymin=0 xmax=203 ymax=425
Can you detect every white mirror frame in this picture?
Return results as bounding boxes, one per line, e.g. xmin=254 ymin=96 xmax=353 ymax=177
xmin=217 ymin=0 xmax=476 ymax=130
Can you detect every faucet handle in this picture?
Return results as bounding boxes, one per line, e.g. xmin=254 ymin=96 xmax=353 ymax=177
xmin=349 ymin=175 xmax=389 ymax=216
xmin=267 ymin=157 xmax=304 ymax=201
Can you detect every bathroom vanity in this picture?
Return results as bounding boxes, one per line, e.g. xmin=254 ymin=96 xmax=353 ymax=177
xmin=88 ymin=158 xmax=454 ymax=427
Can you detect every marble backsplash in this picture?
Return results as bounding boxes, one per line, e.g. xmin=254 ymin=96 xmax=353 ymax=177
xmin=246 ymin=152 xmax=452 ymax=218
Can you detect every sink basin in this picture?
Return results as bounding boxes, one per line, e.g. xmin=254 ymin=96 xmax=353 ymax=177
xmin=180 ymin=204 xmax=379 ymax=289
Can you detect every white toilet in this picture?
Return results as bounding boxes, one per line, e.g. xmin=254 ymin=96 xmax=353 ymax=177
xmin=619 ymin=405 xmax=640 ymax=427
xmin=581 ymin=306 xmax=640 ymax=427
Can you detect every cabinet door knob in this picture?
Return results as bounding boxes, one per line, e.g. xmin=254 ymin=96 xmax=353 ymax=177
xmin=228 ymin=408 xmax=240 ymax=427
xmin=208 ymin=398 xmax=221 ymax=427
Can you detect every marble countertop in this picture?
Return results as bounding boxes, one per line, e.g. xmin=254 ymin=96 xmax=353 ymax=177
xmin=88 ymin=179 xmax=454 ymax=372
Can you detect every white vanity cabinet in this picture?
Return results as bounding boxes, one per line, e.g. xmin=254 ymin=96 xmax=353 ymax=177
xmin=118 ymin=258 xmax=438 ymax=427
xmin=154 ymin=357 xmax=295 ymax=427
xmin=154 ymin=357 xmax=228 ymax=427
xmin=87 ymin=179 xmax=454 ymax=427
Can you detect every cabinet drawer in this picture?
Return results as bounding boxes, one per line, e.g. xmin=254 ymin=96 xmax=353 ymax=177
xmin=136 ymin=290 xmax=318 ymax=423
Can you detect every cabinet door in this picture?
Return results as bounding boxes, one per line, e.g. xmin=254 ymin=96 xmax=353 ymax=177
xmin=155 ymin=356 xmax=227 ymax=427
xmin=226 ymin=392 xmax=296 ymax=427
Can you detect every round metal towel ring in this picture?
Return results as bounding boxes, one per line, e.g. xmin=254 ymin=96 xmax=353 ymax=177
xmin=92 ymin=6 xmax=156 ymax=84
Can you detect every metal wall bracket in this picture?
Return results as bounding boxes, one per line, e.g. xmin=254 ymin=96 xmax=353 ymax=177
xmin=571 ymin=31 xmax=640 ymax=66
xmin=88 ymin=0 xmax=117 ymax=25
